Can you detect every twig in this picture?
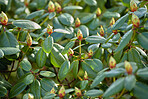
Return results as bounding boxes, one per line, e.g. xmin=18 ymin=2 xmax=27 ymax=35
xmin=52 ymin=66 xmax=62 ymax=84
xmin=7 ymin=61 xmax=15 ymax=80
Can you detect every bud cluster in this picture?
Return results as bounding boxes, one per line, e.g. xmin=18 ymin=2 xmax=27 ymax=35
xmin=125 ymin=61 xmax=133 ymax=75
xmin=96 ymin=8 xmax=101 ymax=17
xmin=77 ymin=29 xmax=83 ymax=40
xmin=58 ymin=86 xmax=65 ymax=98
xmin=48 ymin=1 xmax=62 ymax=13
xmin=88 ymin=49 xmax=93 ymax=58
xmin=84 ymin=71 xmax=88 ymax=80
xmin=100 ymin=25 xmax=104 ymax=36
xmin=26 ymin=33 xmax=32 ymax=46
xmin=47 ymin=24 xmax=53 ymax=35
xmin=75 ymin=87 xmax=82 ymax=97
xmin=50 ymin=87 xmax=56 ymax=94
xmin=132 ymin=13 xmax=140 ymax=28
xmin=130 ymin=0 xmax=137 ymax=12
xmin=109 ymin=56 xmax=116 ymax=69
xmin=110 ymin=17 xmax=118 ymax=35
xmin=75 ymin=18 xmax=81 ymax=28
xmin=68 ymin=48 xmax=74 ymax=56
xmin=0 ymin=12 xmax=8 ymax=25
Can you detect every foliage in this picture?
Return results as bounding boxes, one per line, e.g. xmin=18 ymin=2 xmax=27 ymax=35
xmin=0 ymin=0 xmax=148 ymax=99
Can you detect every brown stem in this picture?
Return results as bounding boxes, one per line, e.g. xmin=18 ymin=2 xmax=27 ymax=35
xmin=6 ymin=61 xmax=15 ymax=80
xmin=52 ymin=66 xmax=62 ymax=84
xmin=65 ymin=78 xmax=71 ymax=88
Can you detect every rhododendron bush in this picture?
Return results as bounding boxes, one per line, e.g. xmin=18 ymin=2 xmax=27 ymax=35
xmin=0 ymin=0 xmax=148 ymax=99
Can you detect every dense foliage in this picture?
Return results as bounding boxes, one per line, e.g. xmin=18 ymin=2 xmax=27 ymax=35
xmin=0 ymin=0 xmax=148 ymax=99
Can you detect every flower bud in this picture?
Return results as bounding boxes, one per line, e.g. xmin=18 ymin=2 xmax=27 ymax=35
xmin=55 ymin=2 xmax=62 ymax=13
xmin=77 ymin=29 xmax=83 ymax=40
xmin=68 ymin=48 xmax=74 ymax=56
xmin=125 ymin=61 xmax=133 ymax=75
xmin=96 ymin=8 xmax=101 ymax=17
xmin=50 ymin=87 xmax=56 ymax=94
xmin=110 ymin=17 xmax=115 ymax=27
xmin=100 ymin=25 xmax=104 ymax=36
xmin=130 ymin=0 xmax=137 ymax=12
xmin=88 ymin=49 xmax=93 ymax=58
xmin=112 ymin=30 xmax=118 ymax=35
xmin=24 ymin=0 xmax=30 ymax=6
xmin=0 ymin=12 xmax=8 ymax=25
xmin=26 ymin=33 xmax=32 ymax=46
xmin=75 ymin=87 xmax=82 ymax=97
xmin=28 ymin=93 xmax=34 ymax=99
xmin=47 ymin=24 xmax=53 ymax=35
xmin=75 ymin=18 xmax=81 ymax=28
xmin=132 ymin=13 xmax=140 ymax=28
xmin=84 ymin=71 xmax=88 ymax=80
xmin=48 ymin=1 xmax=55 ymax=12
xmin=109 ymin=56 xmax=116 ymax=69
xmin=58 ymin=86 xmax=65 ymax=98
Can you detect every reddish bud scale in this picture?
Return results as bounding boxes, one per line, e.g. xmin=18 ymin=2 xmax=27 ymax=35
xmin=50 ymin=87 xmax=56 ymax=94
xmin=130 ymin=0 xmax=137 ymax=12
xmin=58 ymin=86 xmax=65 ymax=98
xmin=0 ymin=12 xmax=8 ymax=25
xmin=47 ymin=24 xmax=53 ymax=35
xmin=26 ymin=33 xmax=32 ymax=46
xmin=77 ymin=29 xmax=83 ymax=40
xmin=112 ymin=30 xmax=118 ymax=35
xmin=125 ymin=61 xmax=133 ymax=75
xmin=75 ymin=87 xmax=82 ymax=97
xmin=24 ymin=0 xmax=30 ymax=6
xmin=48 ymin=1 xmax=55 ymax=12
xmin=109 ymin=56 xmax=116 ymax=69
xmin=96 ymin=8 xmax=101 ymax=17
xmin=88 ymin=49 xmax=93 ymax=58
xmin=68 ymin=48 xmax=74 ymax=56
xmin=100 ymin=25 xmax=104 ymax=36
xmin=84 ymin=71 xmax=88 ymax=80
xmin=75 ymin=18 xmax=81 ymax=28
xmin=55 ymin=2 xmax=62 ymax=13
xmin=110 ymin=17 xmax=115 ymax=27
xmin=132 ymin=13 xmax=140 ymax=28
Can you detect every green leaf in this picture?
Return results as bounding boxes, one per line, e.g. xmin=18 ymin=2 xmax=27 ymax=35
xmin=63 ymin=6 xmax=83 ymax=10
xmin=115 ymin=29 xmax=133 ymax=52
xmin=144 ymin=21 xmax=148 ymax=30
xmin=20 ymin=59 xmax=32 ymax=71
xmin=0 ymin=49 xmax=4 ymax=58
xmin=0 ymin=32 xmax=18 ymax=47
xmin=58 ymin=13 xmax=74 ymax=26
xmin=85 ymin=59 xmax=103 ymax=72
xmin=70 ymin=60 xmax=79 ymax=79
xmin=105 ymin=68 xmax=125 ymax=77
xmin=111 ymin=13 xmax=129 ymax=30
xmin=120 ymin=52 xmax=128 ymax=62
xmin=89 ymin=18 xmax=99 ymax=30
xmin=82 ymin=61 xmax=97 ymax=78
xmin=124 ymin=75 xmax=136 ymax=91
xmin=101 ymin=43 xmax=112 ymax=48
xmin=112 ymin=33 xmax=121 ymax=41
xmin=23 ymin=73 xmax=34 ymax=85
xmin=133 ymin=82 xmax=148 ymax=99
xmin=0 ymin=85 xmax=7 ymax=97
xmin=137 ymin=32 xmax=148 ymax=50
xmin=40 ymin=78 xmax=57 ymax=92
xmin=43 ymin=93 xmax=56 ymax=99
xmin=49 ymin=12 xmax=56 ymax=19
xmin=0 ymin=47 xmax=20 ymax=55
xmin=103 ymin=78 xmax=125 ymax=98
xmin=40 ymin=71 xmax=56 ymax=77
xmin=54 ymin=29 xmax=71 ymax=34
xmin=134 ymin=7 xmax=147 ymax=18
xmin=85 ymin=35 xmax=106 ymax=43
xmin=83 ymin=0 xmax=97 ymax=6
xmin=36 ymin=48 xmax=47 ymax=68
xmin=61 ymin=41 xmax=75 ymax=55
xmin=26 ymin=10 xmax=44 ymax=19
xmin=137 ymin=68 xmax=148 ymax=79
xmin=53 ymin=17 xmax=64 ymax=29
xmin=91 ymin=73 xmax=105 ymax=88
xmin=58 ymin=60 xmax=70 ymax=80
xmin=9 ymin=82 xmax=27 ymax=98
xmin=65 ymin=88 xmax=74 ymax=94
xmin=36 ymin=0 xmax=48 ymax=9
xmin=0 ymin=0 xmax=8 ymax=5
xmin=80 ymin=14 xmax=96 ymax=24
xmin=85 ymin=89 xmax=103 ymax=97
xmin=0 ymin=79 xmax=12 ymax=89
xmin=42 ymin=36 xmax=53 ymax=53
xmin=103 ymin=11 xmax=120 ymax=18
xmin=80 ymin=80 xmax=88 ymax=90
xmin=13 ymin=20 xmax=41 ymax=29
xmin=30 ymin=79 xmax=41 ymax=99
xmin=78 ymin=25 xmax=89 ymax=38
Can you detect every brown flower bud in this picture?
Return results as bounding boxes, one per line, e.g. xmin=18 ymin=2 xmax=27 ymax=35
xmin=75 ymin=18 xmax=81 ymax=28
xmin=26 ymin=33 xmax=32 ymax=46
xmin=48 ymin=1 xmax=55 ymax=12
xmin=130 ymin=0 xmax=137 ymax=12
xmin=110 ymin=17 xmax=115 ymax=27
xmin=55 ymin=2 xmax=62 ymax=13
xmin=96 ymin=8 xmax=101 ymax=17
xmin=50 ymin=87 xmax=56 ymax=94
xmin=68 ymin=48 xmax=74 ymax=56
xmin=47 ymin=24 xmax=53 ymax=35
xmin=84 ymin=71 xmax=88 ymax=80
xmin=88 ymin=49 xmax=93 ymax=58
xmin=0 ymin=12 xmax=8 ymax=25
xmin=58 ymin=86 xmax=65 ymax=98
xmin=100 ymin=25 xmax=104 ymax=36
xmin=75 ymin=87 xmax=82 ymax=97
xmin=24 ymin=0 xmax=30 ymax=6
xmin=112 ymin=30 xmax=118 ymax=35
xmin=125 ymin=61 xmax=133 ymax=75
xmin=77 ymin=29 xmax=83 ymax=40
xmin=132 ymin=13 xmax=140 ymax=28
xmin=109 ymin=56 xmax=116 ymax=69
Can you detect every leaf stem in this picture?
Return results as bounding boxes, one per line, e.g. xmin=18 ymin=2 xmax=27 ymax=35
xmin=113 ymin=77 xmax=116 ymax=82
xmin=79 ymin=40 xmax=81 ymax=58
xmin=40 ymin=16 xmax=49 ymax=26
xmin=117 ymin=88 xmax=126 ymax=99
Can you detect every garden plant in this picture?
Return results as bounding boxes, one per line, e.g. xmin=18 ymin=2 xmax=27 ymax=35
xmin=0 ymin=0 xmax=148 ymax=99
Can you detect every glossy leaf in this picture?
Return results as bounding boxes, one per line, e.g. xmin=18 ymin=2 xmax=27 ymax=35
xmin=103 ymin=11 xmax=120 ymax=18
xmin=26 ymin=10 xmax=44 ymax=19
xmin=86 ymin=35 xmax=106 ymax=43
xmin=137 ymin=68 xmax=148 ymax=79
xmin=23 ymin=73 xmax=34 ymax=85
xmin=84 ymin=0 xmax=97 ymax=6
xmin=137 ymin=32 xmax=148 ymax=50
xmin=85 ymin=89 xmax=103 ymax=97
xmin=42 ymin=36 xmax=53 ymax=53
xmin=61 ymin=41 xmax=75 ymax=55
xmin=70 ymin=60 xmax=79 ymax=79
xmin=20 ymin=59 xmax=32 ymax=71
xmin=54 ymin=29 xmax=71 ymax=34
xmin=124 ymin=75 xmax=136 ymax=91
xmin=63 ymin=6 xmax=83 ymax=10
xmin=0 ymin=47 xmax=20 ymax=55
xmin=78 ymin=25 xmax=89 ymax=38
xmin=40 ymin=71 xmax=56 ymax=77
xmin=105 ymin=68 xmax=125 ymax=77
xmin=89 ymin=18 xmax=99 ymax=30
xmin=0 ymin=85 xmax=7 ymax=97
xmin=49 ymin=12 xmax=56 ymax=19
xmin=80 ymin=14 xmax=96 ymax=24
xmin=0 ymin=49 xmax=4 ymax=58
